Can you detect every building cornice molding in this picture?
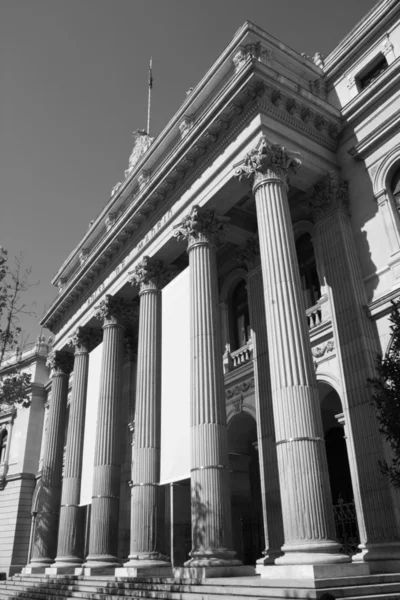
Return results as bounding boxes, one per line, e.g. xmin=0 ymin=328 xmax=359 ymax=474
xmin=367 ymin=287 xmax=400 ymax=320
xmin=348 ymin=107 xmax=400 ymax=160
xmin=323 ymin=0 xmax=400 ymax=78
xmin=42 ymin=66 xmax=340 ymax=332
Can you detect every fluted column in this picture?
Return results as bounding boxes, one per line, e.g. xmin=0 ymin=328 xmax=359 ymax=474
xmin=236 ymin=237 xmax=284 ymax=564
xmin=54 ymin=327 xmax=101 ymax=567
xmin=234 ymin=138 xmax=347 ymax=566
xmin=29 ymin=351 xmax=73 ymax=567
xmin=174 ymin=207 xmax=240 ymax=567
xmin=84 ymin=295 xmax=134 ymax=568
xmin=308 ymin=174 xmax=400 ymax=561
xmin=124 ymin=257 xmax=170 ymax=566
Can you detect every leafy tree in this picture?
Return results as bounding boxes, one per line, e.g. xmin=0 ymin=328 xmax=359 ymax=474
xmin=0 ymin=248 xmax=35 ymax=409
xmin=369 ymin=301 xmax=400 ymax=489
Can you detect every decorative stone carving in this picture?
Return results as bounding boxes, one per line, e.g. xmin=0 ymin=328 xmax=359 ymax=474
xmin=105 ymin=212 xmax=119 ymax=231
xmin=312 ymin=339 xmax=335 ymax=358
xmin=313 ymin=52 xmax=325 ymax=68
xmin=129 ymin=256 xmax=174 ymax=291
xmin=179 ymin=116 xmax=194 ymax=138
xmin=94 ymin=294 xmax=137 ymax=325
xmin=138 ymin=170 xmax=151 ymax=190
xmin=111 ymin=182 xmax=122 ymax=197
xmin=173 ymin=205 xmax=229 ymax=247
xmin=68 ymin=327 xmax=102 ymax=353
xmin=232 ymin=42 xmax=272 ymax=72
xmin=306 ymin=172 xmax=350 ymax=221
xmin=235 ymin=234 xmax=260 ymax=271
xmin=234 ymin=137 xmax=301 ymax=189
xmin=57 ymin=278 xmax=67 ymax=294
xmin=225 ymin=378 xmax=255 ymax=400
xmin=124 ymin=130 xmax=153 ymax=179
xmin=46 ymin=351 xmax=73 ymax=375
xmin=79 ymin=249 xmax=89 ymax=265
xmin=185 ymin=87 xmax=194 ymax=97
xmin=309 ymin=78 xmax=328 ymax=100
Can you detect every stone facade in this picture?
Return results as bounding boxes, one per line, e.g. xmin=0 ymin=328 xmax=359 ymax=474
xmin=2 ymin=0 xmax=400 ymax=585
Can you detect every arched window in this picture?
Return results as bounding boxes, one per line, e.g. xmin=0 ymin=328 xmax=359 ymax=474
xmin=391 ymin=166 xmax=400 ymax=212
xmin=295 ymin=233 xmax=321 ymax=309
xmin=231 ymin=280 xmax=250 ymax=351
xmin=0 ymin=430 xmax=8 ymax=464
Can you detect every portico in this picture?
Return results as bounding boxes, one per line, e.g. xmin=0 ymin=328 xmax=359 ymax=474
xmin=25 ymin=11 xmax=400 ymax=588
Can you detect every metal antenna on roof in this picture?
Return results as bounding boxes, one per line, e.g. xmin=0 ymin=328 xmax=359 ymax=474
xmin=147 ymin=57 xmax=153 ymax=136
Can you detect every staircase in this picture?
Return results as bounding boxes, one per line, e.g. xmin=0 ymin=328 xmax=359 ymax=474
xmin=2 ymin=571 xmax=400 ymax=600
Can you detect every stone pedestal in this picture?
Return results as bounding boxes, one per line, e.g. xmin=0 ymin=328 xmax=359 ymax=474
xmin=27 ymin=351 xmax=73 ymax=569
xmin=124 ymin=257 xmax=170 ymax=568
xmin=234 ymin=138 xmax=347 ymax=566
xmin=237 ymin=242 xmax=284 ymax=564
xmin=53 ymin=328 xmax=101 ymax=570
xmin=309 ymin=174 xmax=400 ymax=561
xmin=84 ymin=295 xmax=132 ymax=569
xmin=174 ymin=207 xmax=241 ymax=567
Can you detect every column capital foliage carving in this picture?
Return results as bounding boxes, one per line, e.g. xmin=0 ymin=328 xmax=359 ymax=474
xmin=46 ymin=350 xmax=74 ymax=375
xmin=235 ymin=234 xmax=260 ymax=271
xmin=306 ymin=172 xmax=350 ymax=221
xmin=173 ymin=205 xmax=229 ymax=248
xmin=94 ymin=294 xmax=138 ymax=325
xmin=129 ymin=256 xmax=174 ymax=291
xmin=234 ymin=137 xmax=301 ymax=190
xmin=68 ymin=326 xmax=102 ymax=353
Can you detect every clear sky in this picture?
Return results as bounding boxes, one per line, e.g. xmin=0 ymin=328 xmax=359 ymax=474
xmin=0 ymin=0 xmax=377 ymax=343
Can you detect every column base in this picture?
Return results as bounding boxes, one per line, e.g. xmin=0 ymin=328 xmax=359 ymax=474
xmin=256 ymin=550 xmax=283 ymax=566
xmin=353 ymin=541 xmax=400 ymax=562
xmin=45 ymin=566 xmax=79 ymax=575
xmin=115 ymin=566 xmax=173 ymax=578
xmin=22 ymin=566 xmax=48 ymax=575
xmin=256 ymin=562 xmax=369 ymax=586
xmin=83 ymin=555 xmax=122 ymax=570
xmin=174 ymin=565 xmax=255 ymax=579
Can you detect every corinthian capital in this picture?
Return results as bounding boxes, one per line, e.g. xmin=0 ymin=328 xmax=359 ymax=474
xmin=234 ymin=137 xmax=301 ymax=190
xmin=306 ymin=173 xmax=349 ymax=222
xmin=173 ymin=205 xmax=229 ymax=248
xmin=46 ymin=350 xmax=74 ymax=375
xmin=95 ymin=294 xmax=138 ymax=326
xmin=235 ymin=235 xmax=260 ymax=271
xmin=129 ymin=256 xmax=174 ymax=292
xmin=68 ymin=326 xmax=102 ymax=353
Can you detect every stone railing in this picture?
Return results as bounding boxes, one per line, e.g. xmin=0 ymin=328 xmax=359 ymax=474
xmin=223 ymin=339 xmax=253 ymax=374
xmin=306 ymin=304 xmax=323 ymax=329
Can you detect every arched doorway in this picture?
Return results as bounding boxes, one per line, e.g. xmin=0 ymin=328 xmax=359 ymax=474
xmin=228 ymin=411 xmax=263 ymax=564
xmin=318 ymin=380 xmax=359 ymax=555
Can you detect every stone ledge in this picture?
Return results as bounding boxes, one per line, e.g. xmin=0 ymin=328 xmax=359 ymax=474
xmin=173 ymin=565 xmax=255 ymax=579
xmin=256 ymin=562 xmax=369 ymax=587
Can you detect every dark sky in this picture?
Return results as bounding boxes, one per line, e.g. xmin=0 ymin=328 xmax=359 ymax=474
xmin=0 ymin=0 xmax=377 ymax=342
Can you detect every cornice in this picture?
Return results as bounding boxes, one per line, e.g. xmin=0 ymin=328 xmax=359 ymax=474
xmin=323 ymin=0 xmax=399 ymax=78
xmin=341 ymin=57 xmax=400 ymax=125
xmin=367 ymin=286 xmax=400 ymax=319
xmin=348 ymin=107 xmax=400 ymax=159
xmin=42 ymin=61 xmax=340 ymax=333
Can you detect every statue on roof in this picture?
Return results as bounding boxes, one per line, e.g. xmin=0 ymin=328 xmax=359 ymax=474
xmin=124 ymin=129 xmax=154 ymax=179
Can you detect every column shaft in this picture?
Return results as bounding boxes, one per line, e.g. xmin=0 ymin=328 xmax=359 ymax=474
xmin=85 ymin=300 xmax=125 ymax=567
xmin=29 ymin=353 xmax=72 ymax=566
xmin=247 ymin=265 xmax=284 ymax=563
xmin=313 ymin=186 xmax=400 ymax=559
xmin=127 ymin=270 xmax=168 ymax=565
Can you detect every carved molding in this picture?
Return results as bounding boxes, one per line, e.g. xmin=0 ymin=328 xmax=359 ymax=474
xmin=225 ymin=378 xmax=255 ymax=401
xmin=179 ymin=116 xmax=194 ymax=138
xmin=234 ymin=137 xmax=301 ymax=190
xmin=129 ymin=256 xmax=174 ymax=291
xmin=232 ymin=42 xmax=272 ymax=73
xmin=94 ymin=294 xmax=138 ymax=325
xmin=173 ymin=205 xmax=229 ymax=248
xmin=46 ymin=350 xmax=74 ymax=375
xmin=312 ymin=339 xmax=335 ymax=359
xmin=306 ymin=172 xmax=350 ymax=221
xmin=68 ymin=326 xmax=102 ymax=353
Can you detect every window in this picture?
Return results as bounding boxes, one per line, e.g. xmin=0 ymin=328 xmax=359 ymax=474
xmin=231 ymin=280 xmax=250 ymax=351
xmin=0 ymin=430 xmax=8 ymax=464
xmin=295 ymin=233 xmax=321 ymax=309
xmin=391 ymin=166 xmax=400 ymax=213
xmin=357 ymin=54 xmax=388 ymax=90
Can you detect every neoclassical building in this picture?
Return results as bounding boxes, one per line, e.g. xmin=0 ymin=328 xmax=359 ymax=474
xmin=2 ymin=0 xmax=400 ymax=591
